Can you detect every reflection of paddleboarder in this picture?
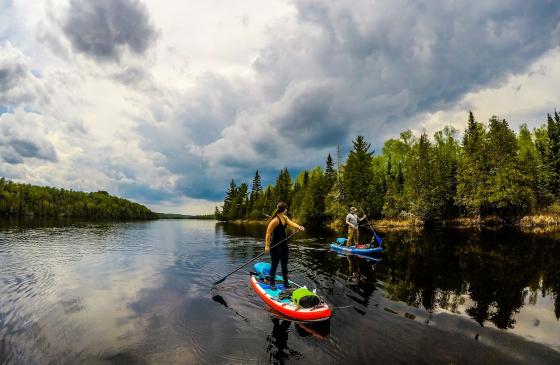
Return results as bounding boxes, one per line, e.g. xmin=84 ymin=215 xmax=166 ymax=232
xmin=266 ymin=318 xmax=301 ymax=363
xmin=347 ymin=255 xmax=359 ymax=284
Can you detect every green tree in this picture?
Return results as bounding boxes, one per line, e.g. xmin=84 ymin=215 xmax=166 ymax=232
xmin=534 ymin=125 xmax=555 ymax=206
xmin=343 ymin=136 xmax=376 ymax=215
xmin=405 ymin=133 xmax=438 ymax=221
xmin=298 ymin=168 xmax=330 ymax=226
xmin=221 ymin=179 xmax=237 ymax=220
xmin=486 ymin=117 xmax=531 ymax=219
xmin=547 ymin=112 xmax=560 ymax=198
xmin=517 ymin=124 xmax=539 ymax=211
xmin=275 ymin=168 xmax=292 ymax=204
xmin=325 ymin=154 xmax=336 ymax=188
xmin=456 ymin=111 xmax=488 ymax=217
xmin=432 ymin=126 xmax=460 ymax=218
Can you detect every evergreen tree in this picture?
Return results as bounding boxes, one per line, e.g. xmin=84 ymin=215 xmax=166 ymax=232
xmin=343 ymin=136 xmax=376 ymax=215
xmin=222 ymin=179 xmax=237 ymax=220
xmin=547 ymin=112 xmax=560 ymax=198
xmin=405 ymin=133 xmax=438 ymax=221
xmin=325 ymin=154 xmax=336 ymax=188
xmin=433 ymin=126 xmax=460 ymax=218
xmin=456 ymin=111 xmax=488 ymax=217
xmin=534 ymin=126 xmax=555 ymax=206
xmin=517 ymin=124 xmax=539 ymax=211
xmin=247 ymin=170 xmax=262 ymax=217
xmin=250 ymin=170 xmax=262 ymax=200
xmin=380 ymin=132 xmax=414 ymax=218
xmin=299 ymin=168 xmax=330 ymax=226
xmin=485 ymin=117 xmax=530 ymax=219
xmin=235 ymin=183 xmax=249 ymax=219
xmin=275 ymin=168 xmax=292 ymax=204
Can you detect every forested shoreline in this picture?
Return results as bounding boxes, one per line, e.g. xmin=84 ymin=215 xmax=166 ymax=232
xmin=215 ymin=111 xmax=560 ymax=228
xmin=0 ymin=179 xmax=156 ymax=220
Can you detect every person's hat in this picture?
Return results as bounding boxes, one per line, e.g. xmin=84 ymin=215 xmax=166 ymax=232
xmin=350 ymin=206 xmax=357 ymax=212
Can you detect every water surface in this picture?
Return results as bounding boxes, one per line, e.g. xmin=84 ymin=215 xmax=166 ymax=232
xmin=1 ymin=220 xmax=559 ymax=364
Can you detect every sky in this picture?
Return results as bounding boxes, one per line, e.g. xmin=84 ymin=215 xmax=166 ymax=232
xmin=1 ymin=0 xmax=560 ymax=214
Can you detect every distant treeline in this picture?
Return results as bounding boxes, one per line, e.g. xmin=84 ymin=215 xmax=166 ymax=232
xmin=0 ymin=179 xmax=156 ymax=219
xmin=157 ymin=213 xmax=216 ymax=219
xmin=215 ymin=111 xmax=560 ymax=226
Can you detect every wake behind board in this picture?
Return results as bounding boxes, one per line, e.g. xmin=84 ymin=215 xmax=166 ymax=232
xmin=250 ymin=262 xmax=331 ymax=322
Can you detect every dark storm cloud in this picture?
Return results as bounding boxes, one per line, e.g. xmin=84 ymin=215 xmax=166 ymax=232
xmin=0 ymin=112 xmax=58 ymax=164
xmin=9 ymin=138 xmax=56 ymax=160
xmin=137 ymin=0 xmax=560 ymax=202
xmin=116 ymin=182 xmax=174 ymax=204
xmin=0 ymin=133 xmax=58 ymax=164
xmin=252 ymin=0 xmax=560 ymax=138
xmin=63 ymin=0 xmax=158 ymax=61
xmin=209 ymin=0 xmax=560 ymax=161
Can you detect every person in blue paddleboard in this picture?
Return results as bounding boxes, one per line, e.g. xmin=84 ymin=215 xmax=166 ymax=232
xmin=265 ymin=201 xmax=305 ymax=290
xmin=346 ymin=206 xmax=366 ymax=247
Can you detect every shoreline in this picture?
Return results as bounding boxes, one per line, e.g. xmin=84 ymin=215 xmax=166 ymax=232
xmin=220 ymin=213 xmax=560 ymax=232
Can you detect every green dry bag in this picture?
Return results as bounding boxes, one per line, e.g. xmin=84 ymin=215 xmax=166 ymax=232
xmin=291 ymin=287 xmax=320 ymax=308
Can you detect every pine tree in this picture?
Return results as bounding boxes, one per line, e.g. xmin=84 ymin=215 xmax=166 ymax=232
xmin=250 ymin=170 xmax=262 ymax=200
xmin=486 ymin=117 xmax=530 ymax=219
xmin=517 ymin=124 xmax=538 ymax=211
xmin=433 ymin=126 xmax=460 ymax=218
xmin=222 ymin=179 xmax=237 ymax=220
xmin=547 ymin=112 xmax=560 ymax=198
xmin=299 ymin=168 xmax=330 ymax=226
xmin=325 ymin=154 xmax=336 ymax=188
xmin=405 ymin=133 xmax=437 ymax=221
xmin=275 ymin=168 xmax=292 ymax=204
xmin=343 ymin=136 xmax=375 ymax=214
xmin=534 ymin=125 xmax=554 ymax=207
xmin=456 ymin=111 xmax=488 ymax=217
xmin=236 ymin=183 xmax=249 ymax=219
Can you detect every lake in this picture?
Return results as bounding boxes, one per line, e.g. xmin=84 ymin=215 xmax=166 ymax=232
xmin=1 ymin=219 xmax=559 ymax=364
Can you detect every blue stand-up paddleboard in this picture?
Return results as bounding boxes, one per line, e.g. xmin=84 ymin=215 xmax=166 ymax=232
xmin=330 ymin=237 xmax=383 ymax=255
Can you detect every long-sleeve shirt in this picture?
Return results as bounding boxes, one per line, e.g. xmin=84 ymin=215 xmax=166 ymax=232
xmin=346 ymin=213 xmax=364 ymax=229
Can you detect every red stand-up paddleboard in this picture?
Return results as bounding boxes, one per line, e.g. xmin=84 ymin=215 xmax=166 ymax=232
xmin=250 ymin=262 xmax=331 ymax=322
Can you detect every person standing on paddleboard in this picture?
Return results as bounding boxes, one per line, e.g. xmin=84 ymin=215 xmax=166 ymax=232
xmin=346 ymin=206 xmax=366 ymax=247
xmin=265 ymin=201 xmax=305 ymax=291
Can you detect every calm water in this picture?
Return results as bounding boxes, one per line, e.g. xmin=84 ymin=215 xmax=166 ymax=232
xmin=1 ymin=219 xmax=560 ymax=364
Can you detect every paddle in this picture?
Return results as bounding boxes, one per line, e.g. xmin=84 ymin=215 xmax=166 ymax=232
xmin=360 ymin=205 xmax=382 ymax=246
xmin=212 ymin=230 xmax=300 ymax=285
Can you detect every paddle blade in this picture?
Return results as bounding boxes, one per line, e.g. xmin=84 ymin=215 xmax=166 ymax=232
xmin=213 ymin=277 xmax=226 ymax=285
xmin=374 ymin=232 xmax=383 ymax=245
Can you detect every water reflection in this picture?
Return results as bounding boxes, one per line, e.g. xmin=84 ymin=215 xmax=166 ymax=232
xmin=218 ymin=223 xmax=560 ymax=352
xmin=1 ymin=219 xmax=560 ymax=364
xmin=372 ymin=228 xmax=560 ymax=333
xmin=266 ymin=318 xmax=301 ymax=364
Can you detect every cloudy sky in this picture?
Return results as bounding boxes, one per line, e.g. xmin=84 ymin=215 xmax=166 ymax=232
xmin=1 ymin=0 xmax=560 ymax=214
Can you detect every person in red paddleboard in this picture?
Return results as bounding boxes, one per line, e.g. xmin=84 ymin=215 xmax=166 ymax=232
xmin=265 ymin=201 xmax=305 ymax=291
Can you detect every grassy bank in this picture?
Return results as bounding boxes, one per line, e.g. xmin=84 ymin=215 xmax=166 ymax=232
xmin=221 ymin=211 xmax=560 ymax=232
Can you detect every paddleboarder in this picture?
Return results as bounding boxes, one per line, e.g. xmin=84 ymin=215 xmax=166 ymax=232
xmin=346 ymin=206 xmax=366 ymax=247
xmin=265 ymin=201 xmax=305 ymax=290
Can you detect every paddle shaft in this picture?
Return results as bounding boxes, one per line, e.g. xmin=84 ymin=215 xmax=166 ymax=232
xmin=213 ymin=230 xmax=299 ymax=285
xmin=360 ymin=204 xmax=382 ymax=245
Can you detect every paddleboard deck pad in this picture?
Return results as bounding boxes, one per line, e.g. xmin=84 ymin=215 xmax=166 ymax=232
xmin=250 ymin=262 xmax=331 ymax=322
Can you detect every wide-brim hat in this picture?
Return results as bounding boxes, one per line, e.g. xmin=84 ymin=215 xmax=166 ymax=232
xmin=350 ymin=206 xmax=357 ymax=212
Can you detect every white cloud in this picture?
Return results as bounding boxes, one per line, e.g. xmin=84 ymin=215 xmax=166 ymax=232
xmin=1 ymin=0 xmax=560 ymax=214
